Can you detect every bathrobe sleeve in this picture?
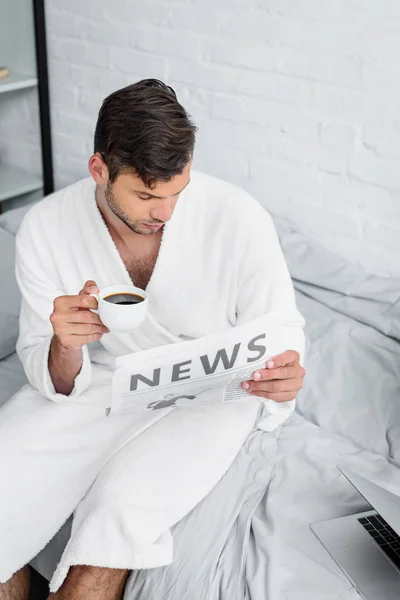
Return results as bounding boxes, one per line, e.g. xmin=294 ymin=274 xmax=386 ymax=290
xmin=234 ymin=203 xmax=306 ymax=432
xmin=14 ymin=210 xmax=92 ymax=402
xmin=235 ymin=202 xmax=306 ymax=364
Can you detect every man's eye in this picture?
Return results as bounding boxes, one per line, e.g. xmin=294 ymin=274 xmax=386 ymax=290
xmin=138 ymin=195 xmax=151 ymax=201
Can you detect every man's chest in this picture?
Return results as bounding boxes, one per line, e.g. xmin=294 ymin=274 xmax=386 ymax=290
xmin=125 ymin=257 xmax=156 ymax=290
xmin=117 ymin=242 xmax=160 ymax=290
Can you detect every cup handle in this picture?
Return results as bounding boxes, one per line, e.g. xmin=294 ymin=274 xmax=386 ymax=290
xmin=89 ymin=292 xmax=100 ymax=315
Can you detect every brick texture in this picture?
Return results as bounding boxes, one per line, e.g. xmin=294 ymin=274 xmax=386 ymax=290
xmin=41 ymin=0 xmax=400 ymax=275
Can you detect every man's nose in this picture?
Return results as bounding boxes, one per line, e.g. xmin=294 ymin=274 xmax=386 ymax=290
xmin=151 ymin=198 xmax=173 ymax=223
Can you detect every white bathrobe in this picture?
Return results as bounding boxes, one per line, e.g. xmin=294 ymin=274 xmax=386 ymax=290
xmin=0 ymin=170 xmax=305 ymax=590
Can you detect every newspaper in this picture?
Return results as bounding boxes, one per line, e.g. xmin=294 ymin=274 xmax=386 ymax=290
xmin=111 ymin=314 xmax=287 ymax=415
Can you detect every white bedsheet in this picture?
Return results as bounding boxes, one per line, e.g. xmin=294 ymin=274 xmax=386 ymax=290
xmin=254 ymin=412 xmax=400 ymax=600
xmin=118 ymin=411 xmax=397 ymax=600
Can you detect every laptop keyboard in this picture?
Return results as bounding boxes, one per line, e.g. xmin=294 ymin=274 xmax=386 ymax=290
xmin=359 ymin=513 xmax=400 ymax=569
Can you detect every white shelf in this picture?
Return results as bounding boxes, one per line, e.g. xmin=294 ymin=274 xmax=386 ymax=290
xmin=0 ymin=72 xmax=38 ymax=94
xmin=0 ymin=164 xmax=42 ymax=202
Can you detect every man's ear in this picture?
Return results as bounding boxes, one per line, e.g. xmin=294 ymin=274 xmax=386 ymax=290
xmin=88 ymin=153 xmax=109 ymax=186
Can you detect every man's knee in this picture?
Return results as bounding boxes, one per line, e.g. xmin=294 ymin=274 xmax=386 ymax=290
xmin=63 ymin=565 xmax=129 ymax=595
xmin=68 ymin=565 xmax=128 ymax=581
xmin=70 ymin=565 xmax=106 ymax=577
xmin=0 ymin=565 xmax=30 ymax=600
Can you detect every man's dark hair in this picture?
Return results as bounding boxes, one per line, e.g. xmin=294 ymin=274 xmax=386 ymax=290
xmin=94 ymin=79 xmax=197 ymax=188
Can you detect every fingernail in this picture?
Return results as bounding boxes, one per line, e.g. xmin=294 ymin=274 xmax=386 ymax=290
xmin=252 ymin=371 xmax=261 ymax=381
xmin=88 ymin=286 xmax=98 ymax=292
xmin=267 ymin=360 xmax=275 ymax=368
xmin=242 ymin=382 xmax=250 ymax=390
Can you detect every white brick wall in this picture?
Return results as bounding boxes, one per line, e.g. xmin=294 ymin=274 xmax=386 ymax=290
xmin=44 ymin=0 xmax=400 ymax=276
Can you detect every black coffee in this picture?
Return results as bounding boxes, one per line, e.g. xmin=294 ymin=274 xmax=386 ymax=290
xmin=104 ymin=292 xmax=144 ymax=305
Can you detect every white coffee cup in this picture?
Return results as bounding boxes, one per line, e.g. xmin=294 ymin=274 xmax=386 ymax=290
xmin=90 ymin=284 xmax=148 ymax=332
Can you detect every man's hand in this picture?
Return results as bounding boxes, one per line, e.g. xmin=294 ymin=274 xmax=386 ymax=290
xmin=241 ymin=350 xmax=305 ymax=403
xmin=50 ymin=280 xmax=110 ymax=351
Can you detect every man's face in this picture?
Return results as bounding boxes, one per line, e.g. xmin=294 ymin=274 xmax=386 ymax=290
xmin=104 ymin=162 xmax=191 ymax=236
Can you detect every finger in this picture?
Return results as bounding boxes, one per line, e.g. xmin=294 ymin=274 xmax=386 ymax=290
xmin=62 ymin=333 xmax=107 ymax=347
xmin=265 ymin=349 xmax=300 ymax=369
xmin=250 ymin=390 xmax=297 ymax=403
xmin=66 ymin=311 xmax=109 ymax=328
xmin=66 ymin=307 xmax=104 ymax=322
xmin=70 ymin=319 xmax=110 ymax=333
xmin=79 ymin=281 xmax=100 ymax=296
xmin=51 ymin=308 xmax=109 ymax=330
xmin=54 ymin=294 xmax=99 ymax=313
xmin=243 ymin=378 xmax=304 ymax=394
xmin=251 ymin=364 xmax=305 ymax=382
xmin=61 ymin=324 xmax=109 ymax=336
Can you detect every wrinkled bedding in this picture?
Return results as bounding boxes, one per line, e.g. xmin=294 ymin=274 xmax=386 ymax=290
xmin=3 ymin=216 xmax=400 ymax=599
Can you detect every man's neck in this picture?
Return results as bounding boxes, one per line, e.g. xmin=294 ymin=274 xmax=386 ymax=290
xmin=95 ymin=184 xmax=126 ymax=243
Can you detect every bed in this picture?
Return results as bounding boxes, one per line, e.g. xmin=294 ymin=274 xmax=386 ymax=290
xmin=1 ymin=203 xmax=399 ymax=600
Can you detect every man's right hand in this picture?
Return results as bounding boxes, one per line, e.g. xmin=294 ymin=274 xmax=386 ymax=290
xmin=50 ymin=280 xmax=110 ymax=350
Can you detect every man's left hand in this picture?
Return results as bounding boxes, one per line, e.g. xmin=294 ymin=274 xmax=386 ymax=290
xmin=241 ymin=350 xmax=306 ymax=403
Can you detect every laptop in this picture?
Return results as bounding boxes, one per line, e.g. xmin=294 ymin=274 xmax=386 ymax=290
xmin=310 ymin=466 xmax=400 ymax=599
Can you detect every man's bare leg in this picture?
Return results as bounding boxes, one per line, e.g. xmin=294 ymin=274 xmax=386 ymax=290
xmin=0 ymin=566 xmax=30 ymax=600
xmin=48 ymin=566 xmax=129 ymax=600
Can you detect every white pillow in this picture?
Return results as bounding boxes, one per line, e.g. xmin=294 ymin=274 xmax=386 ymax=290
xmin=0 ymin=202 xmax=36 ymax=236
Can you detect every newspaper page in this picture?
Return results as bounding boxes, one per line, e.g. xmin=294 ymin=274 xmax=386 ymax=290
xmin=111 ymin=314 xmax=287 ymax=416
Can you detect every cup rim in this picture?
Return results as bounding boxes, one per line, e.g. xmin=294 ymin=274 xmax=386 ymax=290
xmin=99 ymin=284 xmax=148 ymax=303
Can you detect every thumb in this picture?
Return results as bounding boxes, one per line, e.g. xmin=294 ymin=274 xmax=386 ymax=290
xmin=79 ymin=280 xmax=99 ymax=296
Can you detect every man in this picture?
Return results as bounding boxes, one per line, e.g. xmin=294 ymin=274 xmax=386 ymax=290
xmin=0 ymin=79 xmax=305 ymax=600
